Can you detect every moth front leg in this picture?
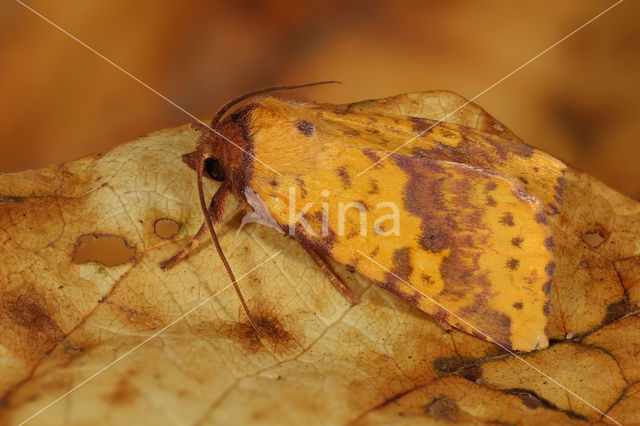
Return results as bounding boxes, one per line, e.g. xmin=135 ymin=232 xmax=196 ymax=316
xmin=160 ymin=182 xmax=230 ymax=270
xmin=296 ymin=239 xmax=359 ymax=304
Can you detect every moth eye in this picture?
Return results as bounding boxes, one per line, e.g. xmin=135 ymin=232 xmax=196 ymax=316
xmin=204 ymin=157 xmax=225 ymax=182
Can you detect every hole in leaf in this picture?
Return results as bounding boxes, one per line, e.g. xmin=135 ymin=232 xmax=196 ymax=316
xmin=72 ymin=234 xmax=135 ymax=267
xmin=581 ymin=230 xmax=605 ymax=248
xmin=154 ymin=218 xmax=180 ymax=239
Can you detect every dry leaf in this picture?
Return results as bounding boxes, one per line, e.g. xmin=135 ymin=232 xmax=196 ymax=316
xmin=1 ymin=92 xmax=638 ymax=425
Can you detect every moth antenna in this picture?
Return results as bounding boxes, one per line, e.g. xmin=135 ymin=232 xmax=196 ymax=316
xmin=210 ymin=81 xmax=341 ymax=127
xmin=197 ymin=154 xmax=267 ymax=337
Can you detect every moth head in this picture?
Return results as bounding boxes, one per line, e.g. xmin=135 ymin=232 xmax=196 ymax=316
xmin=192 ymin=104 xmax=254 ymax=188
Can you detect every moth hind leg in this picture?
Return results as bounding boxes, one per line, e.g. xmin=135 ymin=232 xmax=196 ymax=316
xmin=297 ymin=240 xmax=359 ymax=304
xmin=160 ymin=223 xmax=207 ymax=270
xmin=160 ymin=182 xmax=229 ymax=270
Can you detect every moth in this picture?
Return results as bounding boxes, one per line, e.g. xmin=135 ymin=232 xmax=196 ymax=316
xmin=162 ymin=82 xmax=565 ymax=352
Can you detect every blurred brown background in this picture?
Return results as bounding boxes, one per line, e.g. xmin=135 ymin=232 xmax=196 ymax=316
xmin=1 ymin=1 xmax=638 ymax=198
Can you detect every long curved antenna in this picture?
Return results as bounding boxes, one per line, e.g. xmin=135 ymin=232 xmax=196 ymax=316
xmin=210 ymin=81 xmax=340 ymax=127
xmin=197 ymin=155 xmax=266 ymax=336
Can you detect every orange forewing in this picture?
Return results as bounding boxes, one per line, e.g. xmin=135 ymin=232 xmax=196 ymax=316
xmin=189 ymin=92 xmax=561 ymax=351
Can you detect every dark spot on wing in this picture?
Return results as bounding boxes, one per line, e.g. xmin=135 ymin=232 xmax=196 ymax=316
xmin=363 ymin=149 xmax=381 ymax=164
xmin=553 ymin=177 xmax=566 ymax=208
xmin=345 ymin=229 xmax=359 ymax=240
xmin=513 ymin=302 xmax=524 ymax=310
xmin=543 ymin=300 xmax=551 ymax=316
xmin=336 ymin=166 xmax=351 ymax=189
xmin=499 ymin=212 xmax=515 ymax=226
xmin=459 ymin=294 xmax=512 ymax=348
xmin=295 ymin=120 xmax=315 ymax=136
xmin=506 ymin=258 xmax=520 ymax=270
xmin=408 ymin=116 xmax=428 ymax=133
xmin=390 ymin=247 xmax=412 ymax=281
xmin=419 ymin=225 xmax=449 ymax=253
xmin=544 ymin=237 xmax=554 ymax=250
xmin=545 ymin=262 xmax=555 ymax=276
xmin=511 ymin=237 xmax=523 ymax=247
xmin=542 ymin=280 xmax=552 ymax=295
xmin=296 ymin=177 xmax=307 ymax=198
xmin=368 ymin=179 xmax=379 ymax=194
xmin=535 ymin=214 xmax=547 ymax=225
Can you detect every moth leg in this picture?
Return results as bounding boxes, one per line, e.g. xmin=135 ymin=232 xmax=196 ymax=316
xmin=160 ymin=182 xmax=229 ymax=270
xmin=297 ymin=241 xmax=359 ymax=304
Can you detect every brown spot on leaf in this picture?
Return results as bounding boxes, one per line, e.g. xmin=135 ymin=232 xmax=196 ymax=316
xmin=206 ymin=304 xmax=296 ymax=356
xmin=295 ymin=120 xmax=315 ymax=136
xmin=424 ymin=397 xmax=459 ymax=421
xmin=105 ymin=377 xmax=140 ymax=405
xmin=154 ymin=218 xmax=180 ymax=239
xmin=459 ymin=364 xmax=482 ymax=382
xmin=506 ymin=389 xmax=545 ymax=409
xmin=72 ymin=234 xmax=136 ymax=267
xmin=1 ymin=290 xmax=64 ymax=350
xmin=499 ymin=212 xmax=515 ymax=226
xmin=432 ymin=357 xmax=464 ymax=375
xmin=602 ymin=300 xmax=628 ymax=324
